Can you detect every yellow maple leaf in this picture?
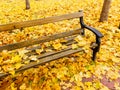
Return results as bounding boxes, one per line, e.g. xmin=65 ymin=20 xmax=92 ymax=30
xmin=10 ymin=82 xmax=17 ymax=90
xmin=72 ymin=44 xmax=78 ymax=49
xmin=71 ymin=86 xmax=81 ymax=90
xmin=88 ymin=87 xmax=96 ymax=90
xmin=29 ymin=55 xmax=37 ymax=61
xmin=74 ymin=35 xmax=84 ymax=42
xmin=78 ymin=41 xmax=87 ymax=47
xmin=15 ymin=63 xmax=23 ymax=69
xmin=100 ymin=86 xmax=109 ymax=90
xmin=11 ymin=55 xmax=21 ymax=63
xmin=114 ymin=82 xmax=120 ymax=90
xmin=18 ymin=50 xmax=29 ymax=57
xmin=36 ymin=48 xmax=44 ymax=55
xmin=19 ymin=83 xmax=26 ymax=90
xmin=52 ymin=43 xmax=62 ymax=50
xmin=51 ymin=83 xmax=61 ymax=90
xmin=84 ymin=82 xmax=92 ymax=87
xmin=9 ymin=70 xmax=15 ymax=76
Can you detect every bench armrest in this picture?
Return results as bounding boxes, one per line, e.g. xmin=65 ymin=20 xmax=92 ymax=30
xmin=80 ymin=16 xmax=103 ymax=60
xmin=85 ymin=26 xmax=103 ymax=60
xmin=80 ymin=16 xmax=103 ymax=38
xmin=84 ymin=25 xmax=103 ymax=38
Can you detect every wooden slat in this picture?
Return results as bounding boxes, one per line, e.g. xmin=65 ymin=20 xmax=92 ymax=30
xmin=0 ymin=47 xmax=83 ymax=78
xmin=26 ymin=45 xmax=72 ymax=61
xmin=26 ymin=35 xmax=77 ymax=51
xmin=26 ymin=40 xmax=77 ymax=56
xmin=26 ymin=41 xmax=75 ymax=54
xmin=36 ymin=45 xmax=74 ymax=59
xmin=28 ymin=46 xmax=73 ymax=62
xmin=17 ymin=48 xmax=83 ymax=72
xmin=0 ymin=11 xmax=83 ymax=32
xmin=0 ymin=28 xmax=81 ymax=52
xmin=26 ymin=35 xmax=77 ymax=56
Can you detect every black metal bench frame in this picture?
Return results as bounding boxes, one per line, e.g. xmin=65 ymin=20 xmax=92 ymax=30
xmin=0 ymin=10 xmax=103 ymax=78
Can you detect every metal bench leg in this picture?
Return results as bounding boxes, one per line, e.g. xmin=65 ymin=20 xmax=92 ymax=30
xmin=92 ymin=47 xmax=97 ymax=61
xmin=92 ymin=37 xmax=101 ymax=61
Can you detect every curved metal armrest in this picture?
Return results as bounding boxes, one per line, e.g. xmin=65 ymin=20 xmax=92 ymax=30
xmin=84 ymin=25 xmax=103 ymax=38
xmin=79 ymin=17 xmax=103 ymax=38
xmin=85 ymin=26 xmax=103 ymax=61
xmin=79 ymin=16 xmax=103 ymax=61
xmin=85 ymin=25 xmax=103 ymax=60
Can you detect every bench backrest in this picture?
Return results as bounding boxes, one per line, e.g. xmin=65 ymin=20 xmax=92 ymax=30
xmin=0 ymin=11 xmax=83 ymax=32
xmin=0 ymin=11 xmax=83 ymax=52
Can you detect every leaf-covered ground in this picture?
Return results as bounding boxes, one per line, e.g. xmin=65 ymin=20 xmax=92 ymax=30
xmin=0 ymin=0 xmax=120 ymax=90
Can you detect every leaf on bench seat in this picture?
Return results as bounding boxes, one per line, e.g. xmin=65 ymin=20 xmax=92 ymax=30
xmin=52 ymin=43 xmax=62 ymax=50
xmin=72 ymin=44 xmax=79 ymax=49
xmin=0 ymin=46 xmax=84 ymax=78
xmin=29 ymin=56 xmax=37 ymax=61
xmin=35 ymin=48 xmax=44 ymax=55
xmin=0 ymin=33 xmax=85 ymax=78
xmin=14 ymin=63 xmax=23 ymax=70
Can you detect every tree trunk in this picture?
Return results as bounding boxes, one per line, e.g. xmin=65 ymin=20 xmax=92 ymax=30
xmin=99 ymin=0 xmax=112 ymax=22
xmin=25 ymin=0 xmax=30 ymax=10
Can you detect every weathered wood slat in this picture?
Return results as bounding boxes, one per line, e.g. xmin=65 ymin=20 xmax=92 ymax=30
xmin=26 ymin=40 xmax=77 ymax=56
xmin=26 ymin=46 xmax=72 ymax=62
xmin=26 ymin=35 xmax=77 ymax=51
xmin=26 ymin=35 xmax=77 ymax=56
xmin=18 ymin=48 xmax=83 ymax=72
xmin=28 ymin=46 xmax=73 ymax=62
xmin=0 ymin=47 xmax=83 ymax=78
xmin=0 ymin=28 xmax=81 ymax=52
xmin=0 ymin=11 xmax=83 ymax=32
xmin=34 ymin=45 xmax=73 ymax=59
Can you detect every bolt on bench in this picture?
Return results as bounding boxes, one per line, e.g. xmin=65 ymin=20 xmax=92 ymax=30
xmin=0 ymin=10 xmax=103 ymax=78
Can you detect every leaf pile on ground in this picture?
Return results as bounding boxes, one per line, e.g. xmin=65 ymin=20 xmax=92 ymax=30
xmin=0 ymin=0 xmax=120 ymax=90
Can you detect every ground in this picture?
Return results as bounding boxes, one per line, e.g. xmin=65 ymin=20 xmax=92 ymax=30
xmin=0 ymin=0 xmax=120 ymax=90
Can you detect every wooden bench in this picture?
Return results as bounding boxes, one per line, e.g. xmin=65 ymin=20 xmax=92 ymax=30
xmin=0 ymin=10 xmax=103 ymax=78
